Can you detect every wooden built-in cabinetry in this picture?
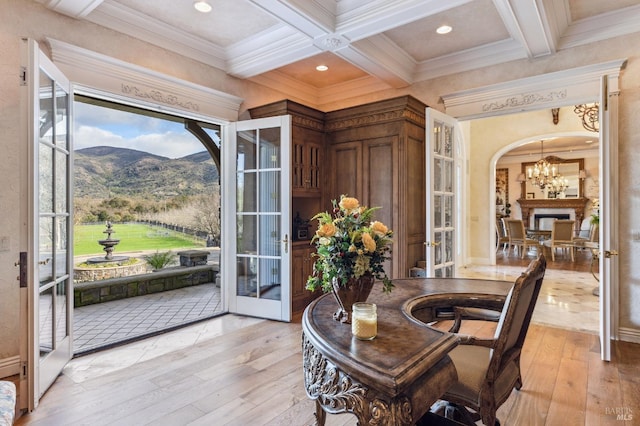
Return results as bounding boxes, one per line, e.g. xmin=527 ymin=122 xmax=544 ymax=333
xmin=325 ymin=96 xmax=427 ymax=279
xmin=249 ymin=96 xmax=428 ymax=315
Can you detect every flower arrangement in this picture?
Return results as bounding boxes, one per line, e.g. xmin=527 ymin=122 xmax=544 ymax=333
xmin=306 ymin=195 xmax=394 ymax=294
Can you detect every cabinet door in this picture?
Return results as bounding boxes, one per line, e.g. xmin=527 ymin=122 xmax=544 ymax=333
xmin=293 ymin=139 xmax=323 ymax=195
xmin=292 ymin=246 xmax=316 ymax=313
xmin=330 ymin=141 xmax=362 ymax=199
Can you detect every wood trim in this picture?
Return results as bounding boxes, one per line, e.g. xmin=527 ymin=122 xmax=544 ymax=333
xmin=516 ymin=197 xmax=589 ymax=231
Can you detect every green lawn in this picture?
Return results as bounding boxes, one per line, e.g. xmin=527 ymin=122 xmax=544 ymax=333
xmin=74 ymin=223 xmax=204 ymax=256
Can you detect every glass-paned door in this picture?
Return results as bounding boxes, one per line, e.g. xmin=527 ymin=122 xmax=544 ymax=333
xmin=27 ymin=40 xmax=73 ymax=408
xmin=222 ymin=116 xmax=291 ymax=321
xmin=425 ymin=108 xmax=458 ymax=277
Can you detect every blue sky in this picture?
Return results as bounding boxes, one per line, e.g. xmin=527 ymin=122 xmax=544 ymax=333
xmin=73 ymin=101 xmax=218 ymax=159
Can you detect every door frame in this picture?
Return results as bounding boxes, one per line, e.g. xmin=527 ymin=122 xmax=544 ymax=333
xmin=441 ymin=59 xmax=626 ymax=360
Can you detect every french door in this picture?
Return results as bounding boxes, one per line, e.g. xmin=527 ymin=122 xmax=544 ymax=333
xmin=222 ymin=116 xmax=292 ymax=321
xmin=26 ymin=40 xmax=73 ymax=408
xmin=425 ymin=108 xmax=460 ymax=277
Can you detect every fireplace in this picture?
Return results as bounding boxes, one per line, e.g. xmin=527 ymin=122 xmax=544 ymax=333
xmin=534 ymin=213 xmax=570 ymax=230
xmin=516 ymin=197 xmax=588 ymax=234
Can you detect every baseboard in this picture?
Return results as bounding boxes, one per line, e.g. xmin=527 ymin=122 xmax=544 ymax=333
xmin=618 ymin=327 xmax=640 ymax=344
xmin=0 ymin=356 xmax=20 ymax=379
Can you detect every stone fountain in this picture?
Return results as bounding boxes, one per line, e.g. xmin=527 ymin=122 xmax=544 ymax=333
xmin=86 ymin=222 xmax=130 ymax=264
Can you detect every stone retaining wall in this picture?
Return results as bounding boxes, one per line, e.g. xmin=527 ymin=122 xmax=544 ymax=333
xmin=74 ymin=264 xmax=219 ymax=307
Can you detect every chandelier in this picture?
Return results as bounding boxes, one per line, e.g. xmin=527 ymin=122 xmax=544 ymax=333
xmin=526 ymin=141 xmax=568 ymax=195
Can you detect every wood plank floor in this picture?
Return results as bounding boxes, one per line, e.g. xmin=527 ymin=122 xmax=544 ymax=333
xmin=16 ymin=314 xmax=638 ymax=426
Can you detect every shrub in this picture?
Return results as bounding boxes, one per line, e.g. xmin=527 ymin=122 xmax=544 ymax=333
xmin=143 ymin=251 xmax=176 ymax=270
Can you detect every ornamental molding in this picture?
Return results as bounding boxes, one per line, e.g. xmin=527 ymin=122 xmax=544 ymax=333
xmin=291 ymin=115 xmax=324 ymax=132
xmin=121 ymin=85 xmax=200 ymax=111
xmin=482 ymin=90 xmax=567 ymax=113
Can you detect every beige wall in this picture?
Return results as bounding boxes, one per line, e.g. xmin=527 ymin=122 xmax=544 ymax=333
xmin=1 ymin=0 xmax=639 ymax=366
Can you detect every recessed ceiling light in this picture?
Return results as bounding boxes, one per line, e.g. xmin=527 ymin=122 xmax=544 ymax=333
xmin=316 ymin=65 xmax=328 ymax=71
xmin=436 ymin=25 xmax=452 ymax=35
xmin=193 ymin=1 xmax=212 ymax=13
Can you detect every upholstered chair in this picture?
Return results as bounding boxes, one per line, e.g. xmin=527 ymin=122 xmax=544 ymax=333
xmin=433 ymin=255 xmax=547 ymax=425
xmin=505 ymin=219 xmax=540 ymax=259
xmin=542 ymin=219 xmax=575 ymax=261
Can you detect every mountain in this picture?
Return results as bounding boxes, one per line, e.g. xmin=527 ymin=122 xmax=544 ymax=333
xmin=74 ymin=146 xmax=219 ymax=199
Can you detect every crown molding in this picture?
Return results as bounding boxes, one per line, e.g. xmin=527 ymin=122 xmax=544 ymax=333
xmin=559 ymin=4 xmax=640 ymax=50
xmin=42 ymin=0 xmax=104 ymax=18
xmin=47 ymin=38 xmax=243 ymax=122
xmin=84 ymin=1 xmax=226 ymax=70
xmin=442 ymin=59 xmax=627 ymax=120
xmin=414 ymin=39 xmax=527 ymax=83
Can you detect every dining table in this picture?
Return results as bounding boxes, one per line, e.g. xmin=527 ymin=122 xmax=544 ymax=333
xmin=302 ymin=277 xmax=513 ymax=425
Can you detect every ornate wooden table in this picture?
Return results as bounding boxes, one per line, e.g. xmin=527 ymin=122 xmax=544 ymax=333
xmin=302 ymin=278 xmax=512 ymax=425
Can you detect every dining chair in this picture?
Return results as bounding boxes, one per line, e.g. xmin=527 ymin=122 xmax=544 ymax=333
xmin=432 ymin=255 xmax=547 ymax=426
xmin=542 ymin=219 xmax=575 ymax=261
xmin=505 ymin=219 xmax=540 ymax=259
xmin=495 ymin=217 xmax=509 ymax=252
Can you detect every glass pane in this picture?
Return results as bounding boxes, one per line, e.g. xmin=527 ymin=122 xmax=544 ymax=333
xmin=444 ymin=195 xmax=453 ymax=228
xmin=39 ymin=285 xmax=54 ymax=355
xmin=444 ymin=124 xmax=453 ymax=158
xmin=445 ymin=230 xmax=453 ymax=263
xmin=445 ymin=265 xmax=454 ymax=278
xmin=435 ymin=268 xmax=443 ymax=278
xmin=434 ymin=232 xmax=442 ymax=265
xmin=39 ymin=71 xmax=53 ymax=142
xmin=237 ymin=130 xmax=257 ymax=170
xmin=259 ymin=215 xmax=280 ymax=256
xmin=39 ymin=144 xmax=53 ymax=213
xmin=444 ymin=159 xmax=453 ymax=193
xmin=54 ymin=84 xmax=69 ymax=150
xmin=237 ymin=172 xmax=256 ymax=212
xmin=434 ymin=158 xmax=442 ymax=192
xmin=259 ymin=258 xmax=281 ymax=301
xmin=55 ymin=217 xmax=68 ymax=278
xmin=259 ymin=127 xmax=281 ymax=169
xmin=434 ymin=195 xmax=442 ymax=229
xmin=39 ymin=217 xmax=54 ymax=284
xmin=432 ymin=122 xmax=442 ymax=154
xmin=237 ymin=256 xmax=257 ymax=297
xmin=55 ymin=149 xmax=67 ymax=213
xmin=259 ymin=171 xmax=280 ymax=213
xmin=55 ymin=280 xmax=68 ymax=344
xmin=237 ymin=215 xmax=257 ymax=254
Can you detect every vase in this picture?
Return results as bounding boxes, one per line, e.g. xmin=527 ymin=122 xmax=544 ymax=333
xmin=331 ymin=274 xmax=375 ymax=323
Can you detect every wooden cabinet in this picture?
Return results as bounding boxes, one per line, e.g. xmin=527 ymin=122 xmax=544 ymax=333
xmin=291 ymin=243 xmax=318 ymax=313
xmin=325 ymin=96 xmax=427 ymax=279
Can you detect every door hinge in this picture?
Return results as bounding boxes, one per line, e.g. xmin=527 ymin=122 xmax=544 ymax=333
xmin=21 ymin=362 xmax=27 ymax=379
xmin=20 ymin=66 xmax=27 ymax=86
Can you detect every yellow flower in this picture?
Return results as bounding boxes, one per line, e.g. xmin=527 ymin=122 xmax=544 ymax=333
xmin=348 ymin=245 xmax=357 ymax=252
xmin=362 ymin=232 xmax=376 ymax=253
xmin=316 ymin=222 xmax=336 ymax=238
xmin=339 ymin=196 xmax=359 ymax=211
xmin=370 ymin=221 xmax=388 ymax=236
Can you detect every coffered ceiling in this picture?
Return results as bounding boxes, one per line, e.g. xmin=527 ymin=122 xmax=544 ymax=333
xmin=41 ymin=0 xmax=640 ymax=104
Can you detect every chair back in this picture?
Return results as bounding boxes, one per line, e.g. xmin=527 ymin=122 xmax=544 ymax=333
xmin=496 ymin=218 xmax=507 ymax=238
xmin=505 ymin=219 xmax=525 ymax=240
xmin=591 ymin=224 xmax=599 ymax=243
xmin=551 ymin=219 xmax=575 ymax=243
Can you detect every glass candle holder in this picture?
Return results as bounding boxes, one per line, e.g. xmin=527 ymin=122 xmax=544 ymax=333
xmin=351 ymin=302 xmax=377 ymax=340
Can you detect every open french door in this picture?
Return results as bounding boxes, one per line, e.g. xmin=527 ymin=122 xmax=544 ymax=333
xmin=25 ymin=40 xmax=74 ymax=408
xmin=598 ymin=75 xmax=618 ymax=361
xmin=425 ymin=108 xmax=461 ymax=277
xmin=222 ymin=116 xmax=292 ymax=321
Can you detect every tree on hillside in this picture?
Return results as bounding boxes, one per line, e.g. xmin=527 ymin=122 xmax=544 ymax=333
xmin=191 ymin=186 xmax=221 ymax=245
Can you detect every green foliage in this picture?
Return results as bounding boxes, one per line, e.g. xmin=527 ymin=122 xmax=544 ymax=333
xmin=305 ymin=195 xmax=394 ymax=294
xmin=143 ymin=251 xmax=176 ymax=270
xmin=74 ymin=223 xmax=203 ymax=256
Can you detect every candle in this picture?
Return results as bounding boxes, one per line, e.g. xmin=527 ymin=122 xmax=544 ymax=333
xmin=352 ymin=303 xmax=377 ymax=340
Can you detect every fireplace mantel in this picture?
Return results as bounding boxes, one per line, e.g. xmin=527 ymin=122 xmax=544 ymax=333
xmin=517 ymin=198 xmax=589 ymax=231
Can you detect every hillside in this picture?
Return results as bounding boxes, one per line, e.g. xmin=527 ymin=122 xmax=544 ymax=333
xmin=74 ymin=146 xmax=219 ymax=198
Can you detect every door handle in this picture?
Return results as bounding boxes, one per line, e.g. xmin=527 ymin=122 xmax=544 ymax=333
xmin=278 ymin=234 xmax=289 ymax=254
xmin=604 ymin=250 xmax=618 ymax=258
xmin=424 ymin=241 xmax=441 ymax=247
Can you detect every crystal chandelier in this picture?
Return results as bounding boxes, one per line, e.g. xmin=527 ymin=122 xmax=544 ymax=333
xmin=526 ymin=141 xmax=568 ymax=195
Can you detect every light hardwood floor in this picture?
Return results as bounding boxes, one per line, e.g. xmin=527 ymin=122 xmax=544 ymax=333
xmin=16 ymin=312 xmax=639 ymax=426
